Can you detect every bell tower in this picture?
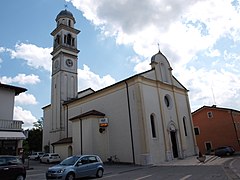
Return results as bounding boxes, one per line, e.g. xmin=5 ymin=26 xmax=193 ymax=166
xmin=50 ymin=9 xmax=80 ymax=137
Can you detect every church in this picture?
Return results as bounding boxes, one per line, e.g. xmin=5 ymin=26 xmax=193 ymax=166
xmin=42 ymin=9 xmax=198 ymax=165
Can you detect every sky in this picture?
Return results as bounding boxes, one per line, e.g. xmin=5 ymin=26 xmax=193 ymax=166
xmin=0 ymin=0 xmax=240 ymax=129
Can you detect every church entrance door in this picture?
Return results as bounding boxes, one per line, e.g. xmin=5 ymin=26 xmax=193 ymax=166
xmin=170 ymin=131 xmax=178 ymax=158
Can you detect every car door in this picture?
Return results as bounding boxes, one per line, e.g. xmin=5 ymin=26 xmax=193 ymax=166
xmin=87 ymin=156 xmax=98 ymax=175
xmin=42 ymin=154 xmax=48 ymax=163
xmin=0 ymin=157 xmax=9 ymax=179
xmin=75 ymin=156 xmax=91 ymax=178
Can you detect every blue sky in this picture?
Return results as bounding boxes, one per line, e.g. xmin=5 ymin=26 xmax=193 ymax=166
xmin=1 ymin=0 xmax=240 ymax=129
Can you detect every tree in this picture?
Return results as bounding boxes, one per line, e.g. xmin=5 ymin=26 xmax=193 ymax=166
xmin=33 ymin=118 xmax=43 ymax=130
xmin=25 ymin=118 xmax=43 ymax=153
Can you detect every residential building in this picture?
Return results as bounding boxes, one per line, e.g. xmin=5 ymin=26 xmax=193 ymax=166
xmin=0 ymin=83 xmax=27 ymax=155
xmin=43 ymin=9 xmax=198 ymax=165
xmin=192 ymin=105 xmax=240 ymax=154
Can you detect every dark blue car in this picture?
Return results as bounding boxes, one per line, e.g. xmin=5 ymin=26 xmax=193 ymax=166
xmin=46 ymin=155 xmax=104 ymax=180
xmin=215 ymin=146 xmax=235 ymax=156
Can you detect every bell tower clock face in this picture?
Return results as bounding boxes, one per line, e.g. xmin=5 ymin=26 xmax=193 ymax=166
xmin=66 ymin=59 xmax=73 ymax=67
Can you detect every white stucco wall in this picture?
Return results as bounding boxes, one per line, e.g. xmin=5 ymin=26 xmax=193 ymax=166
xmin=54 ymin=143 xmax=71 ymax=161
xmin=68 ymin=84 xmax=134 ymax=163
xmin=72 ymin=117 xmax=109 ymax=161
xmin=0 ymin=88 xmax=15 ymax=120
xmin=139 ymin=83 xmax=167 ymax=164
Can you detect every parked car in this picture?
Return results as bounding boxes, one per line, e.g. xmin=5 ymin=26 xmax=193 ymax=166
xmin=215 ymin=146 xmax=235 ymax=156
xmin=28 ymin=152 xmax=44 ymax=160
xmin=46 ymin=155 xmax=104 ymax=180
xmin=0 ymin=155 xmax=26 ymax=180
xmin=40 ymin=153 xmax=61 ymax=163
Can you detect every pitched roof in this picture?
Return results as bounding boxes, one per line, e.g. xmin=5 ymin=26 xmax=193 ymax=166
xmin=192 ymin=105 xmax=240 ymax=114
xmin=69 ymin=110 xmax=105 ymax=121
xmin=51 ymin=137 xmax=72 ymax=145
xmin=0 ymin=83 xmax=27 ymax=95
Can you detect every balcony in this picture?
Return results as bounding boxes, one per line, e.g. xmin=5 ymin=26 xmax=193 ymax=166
xmin=0 ymin=119 xmax=23 ymax=131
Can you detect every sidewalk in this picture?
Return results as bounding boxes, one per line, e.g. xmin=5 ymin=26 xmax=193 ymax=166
xmin=104 ymin=155 xmax=233 ymax=175
xmin=156 ymin=155 xmax=233 ymax=166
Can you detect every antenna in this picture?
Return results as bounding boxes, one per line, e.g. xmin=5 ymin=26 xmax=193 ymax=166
xmin=211 ymin=82 xmax=216 ymax=105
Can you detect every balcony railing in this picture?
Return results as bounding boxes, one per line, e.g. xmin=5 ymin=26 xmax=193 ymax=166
xmin=0 ymin=119 xmax=23 ymax=131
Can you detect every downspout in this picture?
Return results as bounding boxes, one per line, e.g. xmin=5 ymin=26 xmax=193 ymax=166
xmin=125 ymin=81 xmax=135 ymax=164
xmin=80 ymin=118 xmax=83 ymax=154
xmin=230 ymin=111 xmax=240 ymax=147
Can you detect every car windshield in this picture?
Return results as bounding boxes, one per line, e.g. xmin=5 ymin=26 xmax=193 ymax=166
xmin=0 ymin=157 xmax=22 ymax=166
xmin=59 ymin=156 xmax=79 ymax=166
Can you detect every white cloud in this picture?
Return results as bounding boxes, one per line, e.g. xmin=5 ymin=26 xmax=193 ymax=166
xmin=177 ymin=66 xmax=240 ymax=111
xmin=69 ymin=0 xmax=240 ymax=111
xmin=0 ymin=47 xmax=5 ymax=53
xmin=0 ymin=74 xmax=40 ymax=85
xmin=68 ymin=0 xmax=240 ymax=61
xmin=8 ymin=43 xmax=52 ymax=71
xmin=0 ymin=47 xmax=5 ymax=64
xmin=78 ymin=64 xmax=116 ymax=91
xmin=14 ymin=106 xmax=37 ymax=130
xmin=15 ymin=92 xmax=38 ymax=105
xmin=205 ymin=48 xmax=221 ymax=58
xmin=133 ymin=60 xmax=150 ymax=73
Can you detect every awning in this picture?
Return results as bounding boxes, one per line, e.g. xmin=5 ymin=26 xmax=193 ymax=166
xmin=0 ymin=131 xmax=26 ymax=140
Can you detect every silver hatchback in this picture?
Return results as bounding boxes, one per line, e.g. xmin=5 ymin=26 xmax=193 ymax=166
xmin=46 ymin=155 xmax=104 ymax=180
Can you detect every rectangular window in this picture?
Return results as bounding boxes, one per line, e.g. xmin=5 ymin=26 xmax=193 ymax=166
xmin=207 ymin=111 xmax=213 ymax=118
xmin=205 ymin=142 xmax=212 ymax=151
xmin=194 ymin=127 xmax=200 ymax=135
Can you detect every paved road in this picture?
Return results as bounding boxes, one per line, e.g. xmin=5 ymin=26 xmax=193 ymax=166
xmin=25 ymin=156 xmax=240 ymax=180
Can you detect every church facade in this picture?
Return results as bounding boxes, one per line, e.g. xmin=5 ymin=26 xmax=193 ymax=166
xmin=42 ymin=9 xmax=198 ymax=165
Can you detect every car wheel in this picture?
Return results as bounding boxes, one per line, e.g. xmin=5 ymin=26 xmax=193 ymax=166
xmin=16 ymin=174 xmax=25 ymax=180
xmin=226 ymin=152 xmax=230 ymax=156
xmin=96 ymin=169 xmax=103 ymax=178
xmin=65 ymin=173 xmax=75 ymax=180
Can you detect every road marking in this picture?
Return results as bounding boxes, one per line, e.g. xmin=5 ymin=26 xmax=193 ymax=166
xmin=102 ymin=174 xmax=119 ymax=179
xmin=134 ymin=175 xmax=152 ymax=180
xmin=180 ymin=174 xmax=192 ymax=180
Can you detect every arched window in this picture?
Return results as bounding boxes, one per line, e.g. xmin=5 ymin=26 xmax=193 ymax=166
xmin=183 ymin=116 xmax=187 ymax=136
xmin=67 ymin=34 xmax=72 ymax=45
xmin=150 ymin=114 xmax=156 ymax=138
xmin=72 ymin=38 xmax=75 ymax=46
xmin=56 ymin=35 xmax=60 ymax=44
xmin=68 ymin=20 xmax=71 ymax=27
xmin=68 ymin=146 xmax=73 ymax=156
xmin=64 ymin=35 xmax=67 ymax=44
